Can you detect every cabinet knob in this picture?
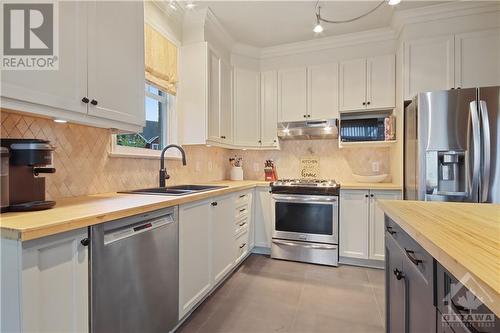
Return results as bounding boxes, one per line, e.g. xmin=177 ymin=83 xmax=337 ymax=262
xmin=367 ymin=101 xmax=371 ymax=105
xmin=370 ymin=194 xmax=374 ymax=197
xmin=365 ymin=194 xmax=369 ymax=198
xmin=393 ymin=268 xmax=405 ymax=281
xmin=303 ymin=115 xmax=307 ymax=118
xmin=80 ymin=238 xmax=90 ymax=246
xmin=211 ymin=201 xmax=218 ymax=206
xmin=258 ymin=140 xmax=262 ymax=144
xmin=220 ymin=135 xmax=226 ymax=139
xmin=362 ymin=102 xmax=366 ymax=106
xmin=81 ymin=97 xmax=89 ymax=104
xmin=273 ymin=139 xmax=277 ymax=143
xmin=307 ymin=115 xmax=311 ymax=118
xmin=90 ymin=99 xmax=98 ymax=106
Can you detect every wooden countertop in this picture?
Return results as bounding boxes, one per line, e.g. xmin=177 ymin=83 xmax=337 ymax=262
xmin=378 ymin=200 xmax=500 ymax=317
xmin=340 ymin=182 xmax=401 ymax=190
xmin=0 ymin=180 xmax=270 ymax=241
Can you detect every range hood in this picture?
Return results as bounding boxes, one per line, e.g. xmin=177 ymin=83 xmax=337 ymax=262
xmin=277 ymin=119 xmax=338 ymax=140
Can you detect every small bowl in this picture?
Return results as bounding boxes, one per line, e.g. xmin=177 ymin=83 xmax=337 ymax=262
xmin=352 ymin=174 xmax=388 ymax=183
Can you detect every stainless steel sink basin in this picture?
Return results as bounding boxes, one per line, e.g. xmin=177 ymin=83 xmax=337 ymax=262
xmin=120 ymin=185 xmax=228 ymax=196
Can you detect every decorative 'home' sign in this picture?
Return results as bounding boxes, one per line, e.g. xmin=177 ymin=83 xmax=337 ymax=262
xmin=300 ymin=156 xmax=319 ymax=179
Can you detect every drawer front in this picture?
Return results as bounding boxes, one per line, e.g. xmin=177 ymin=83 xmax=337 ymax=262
xmin=436 ymin=263 xmax=499 ymax=333
xmin=235 ymin=191 xmax=252 ymax=207
xmin=235 ymin=231 xmax=249 ymax=263
xmin=235 ymin=216 xmax=249 ymax=236
xmin=235 ymin=205 xmax=250 ymax=220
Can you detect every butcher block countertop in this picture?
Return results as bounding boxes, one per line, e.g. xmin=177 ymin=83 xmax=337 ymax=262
xmin=0 ymin=180 xmax=270 ymax=241
xmin=378 ymin=200 xmax=500 ymax=317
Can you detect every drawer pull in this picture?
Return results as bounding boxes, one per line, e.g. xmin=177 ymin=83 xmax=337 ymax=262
xmin=211 ymin=201 xmax=218 ymax=206
xmin=405 ymin=249 xmax=423 ymax=266
xmin=386 ymin=226 xmax=396 ymax=235
xmin=239 ymin=194 xmax=246 ymax=198
xmin=239 ymin=243 xmax=246 ymax=249
xmin=239 ymin=222 xmax=246 ymax=227
xmin=393 ymin=268 xmax=405 ymax=281
xmin=239 ymin=208 xmax=246 ymax=212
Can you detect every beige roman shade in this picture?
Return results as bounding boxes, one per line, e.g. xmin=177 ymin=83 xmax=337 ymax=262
xmin=144 ymin=24 xmax=178 ymax=95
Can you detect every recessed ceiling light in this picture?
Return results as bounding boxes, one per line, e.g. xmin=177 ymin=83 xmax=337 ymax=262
xmin=388 ymin=0 xmax=401 ymax=5
xmin=54 ymin=119 xmax=67 ymax=123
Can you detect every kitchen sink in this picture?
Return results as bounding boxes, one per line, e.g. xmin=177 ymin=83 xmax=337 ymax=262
xmin=119 ymin=185 xmax=228 ymax=196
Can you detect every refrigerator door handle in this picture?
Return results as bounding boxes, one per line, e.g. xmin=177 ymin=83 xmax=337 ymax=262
xmin=467 ymin=101 xmax=481 ymax=201
xmin=479 ymin=100 xmax=491 ymax=202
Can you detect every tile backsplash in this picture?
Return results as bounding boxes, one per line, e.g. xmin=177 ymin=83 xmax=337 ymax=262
xmin=1 ymin=110 xmax=230 ymax=200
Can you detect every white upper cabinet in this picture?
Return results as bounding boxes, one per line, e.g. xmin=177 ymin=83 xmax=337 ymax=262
xmin=1 ymin=1 xmax=88 ymax=115
xmin=220 ymin=60 xmax=233 ymax=143
xmin=278 ymin=68 xmax=307 ymax=122
xmin=366 ymin=55 xmax=395 ymax=110
xmin=455 ymin=29 xmax=500 ymax=89
xmin=307 ymin=63 xmax=339 ymax=120
xmin=404 ymin=35 xmax=454 ymax=100
xmin=340 ymin=55 xmax=395 ymax=111
xmin=87 ymin=1 xmax=145 ymax=126
xmin=207 ymin=50 xmax=221 ymax=142
xmin=234 ymin=68 xmax=261 ymax=147
xmin=339 ymin=58 xmax=367 ymax=111
xmin=260 ymin=71 xmax=278 ymax=147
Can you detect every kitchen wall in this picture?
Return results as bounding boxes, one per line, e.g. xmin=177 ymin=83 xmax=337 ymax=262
xmin=1 ymin=110 xmax=230 ymax=200
xmin=231 ymin=140 xmax=391 ymax=182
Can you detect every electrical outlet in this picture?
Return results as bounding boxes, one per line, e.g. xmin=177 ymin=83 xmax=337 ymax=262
xmin=372 ymin=161 xmax=380 ymax=173
xmin=253 ymin=163 xmax=259 ymax=172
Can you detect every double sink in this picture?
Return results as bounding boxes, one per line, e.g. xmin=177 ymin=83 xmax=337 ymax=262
xmin=121 ymin=184 xmax=228 ymax=196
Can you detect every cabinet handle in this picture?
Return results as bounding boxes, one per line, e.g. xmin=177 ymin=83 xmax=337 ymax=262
xmin=362 ymin=102 xmax=366 ymax=106
xmin=367 ymin=101 xmax=371 ymax=105
xmin=365 ymin=194 xmax=369 ymax=198
xmin=307 ymin=115 xmax=311 ymax=118
xmin=303 ymin=115 xmax=307 ymax=118
xmin=239 ymin=208 xmax=246 ymax=212
xmin=273 ymin=139 xmax=277 ymax=143
xmin=393 ymin=268 xmax=405 ymax=280
xmin=404 ymin=249 xmax=423 ymax=266
xmin=211 ymin=201 xmax=218 ymax=206
xmin=80 ymin=238 xmax=90 ymax=246
xmin=239 ymin=194 xmax=246 ymax=198
xmin=81 ymin=97 xmax=89 ymax=104
xmin=370 ymin=194 xmax=374 ymax=197
xmin=239 ymin=222 xmax=246 ymax=227
xmin=258 ymin=140 xmax=262 ymax=143
xmin=386 ymin=226 xmax=396 ymax=235
xmin=239 ymin=243 xmax=246 ymax=249
xmin=90 ymin=99 xmax=98 ymax=106
xmin=221 ymin=135 xmax=226 ymax=139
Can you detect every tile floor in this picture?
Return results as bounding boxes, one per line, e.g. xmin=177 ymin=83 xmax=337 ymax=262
xmin=177 ymin=254 xmax=385 ymax=333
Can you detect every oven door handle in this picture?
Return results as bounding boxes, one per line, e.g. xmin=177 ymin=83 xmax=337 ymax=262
xmin=272 ymin=239 xmax=337 ymax=250
xmin=272 ymin=195 xmax=338 ymax=203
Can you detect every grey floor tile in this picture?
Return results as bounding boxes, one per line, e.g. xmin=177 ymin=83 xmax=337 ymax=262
xmin=291 ymin=311 xmax=384 ymax=333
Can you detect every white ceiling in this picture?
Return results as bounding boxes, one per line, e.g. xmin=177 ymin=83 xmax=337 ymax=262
xmin=195 ymin=1 xmax=447 ymax=47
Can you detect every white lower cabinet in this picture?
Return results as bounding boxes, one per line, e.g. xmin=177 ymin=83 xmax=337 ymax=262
xmin=253 ymin=187 xmax=273 ymax=249
xmin=340 ymin=189 xmax=401 ymax=262
xmin=1 ymin=228 xmax=89 ymax=333
xmin=179 ymin=190 xmax=254 ymax=320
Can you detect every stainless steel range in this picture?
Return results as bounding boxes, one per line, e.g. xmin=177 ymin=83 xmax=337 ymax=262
xmin=270 ymin=179 xmax=340 ymax=266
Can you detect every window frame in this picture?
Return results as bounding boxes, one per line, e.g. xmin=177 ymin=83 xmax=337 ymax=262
xmin=109 ymin=84 xmax=180 ymax=160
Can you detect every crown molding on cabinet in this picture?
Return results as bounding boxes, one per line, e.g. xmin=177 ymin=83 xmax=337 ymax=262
xmin=391 ymin=1 xmax=500 ymax=38
xmin=204 ymin=7 xmax=236 ymax=51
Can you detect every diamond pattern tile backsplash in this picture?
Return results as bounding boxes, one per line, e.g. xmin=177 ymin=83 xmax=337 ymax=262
xmin=1 ymin=110 xmax=230 ymax=200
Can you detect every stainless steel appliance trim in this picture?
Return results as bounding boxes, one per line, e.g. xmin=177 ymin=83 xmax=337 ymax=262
xmin=479 ymin=100 xmax=491 ymax=203
xmin=467 ymin=101 xmax=481 ymax=201
xmin=9 ymin=143 xmax=54 ymax=150
xmin=272 ymin=239 xmax=337 ymax=250
xmin=103 ymin=214 xmax=174 ymax=245
xmin=272 ymin=194 xmax=338 ymax=203
xmin=271 ymin=239 xmax=339 ymax=266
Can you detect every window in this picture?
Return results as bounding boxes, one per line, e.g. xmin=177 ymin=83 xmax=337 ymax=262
xmin=111 ymin=83 xmax=177 ymax=158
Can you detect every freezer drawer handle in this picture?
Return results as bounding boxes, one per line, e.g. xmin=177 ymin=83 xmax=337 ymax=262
xmin=272 ymin=239 xmax=337 ymax=250
xmin=404 ymin=249 xmax=423 ymax=266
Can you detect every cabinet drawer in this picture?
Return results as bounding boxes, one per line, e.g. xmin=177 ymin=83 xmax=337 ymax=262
xmin=385 ymin=217 xmax=433 ymax=283
xmin=235 ymin=231 xmax=249 ymax=263
xmin=235 ymin=191 xmax=252 ymax=207
xmin=235 ymin=205 xmax=250 ymax=220
xmin=235 ymin=216 xmax=249 ymax=236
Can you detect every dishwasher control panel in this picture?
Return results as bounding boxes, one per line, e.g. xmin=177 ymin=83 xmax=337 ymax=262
xmin=104 ymin=214 xmax=174 ymax=245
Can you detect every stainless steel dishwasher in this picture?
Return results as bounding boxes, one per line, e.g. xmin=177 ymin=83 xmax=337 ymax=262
xmin=90 ymin=206 xmax=179 ymax=333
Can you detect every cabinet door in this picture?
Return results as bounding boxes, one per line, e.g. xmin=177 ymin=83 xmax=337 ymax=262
xmin=307 ymin=63 xmax=339 ymax=120
xmin=278 ymin=68 xmax=307 ymax=122
xmin=455 ymin=29 xmax=500 ymax=89
xmin=21 ymin=228 xmax=88 ymax=333
xmin=369 ymin=190 xmax=401 ymax=261
xmin=179 ymin=200 xmax=212 ymax=319
xmin=260 ymin=71 xmax=278 ymax=147
xmin=87 ymin=0 xmax=145 ymax=126
xmin=339 ymin=58 xmax=366 ymax=111
xmin=366 ymin=55 xmax=395 ymax=110
xmin=233 ymin=68 xmax=260 ymax=147
xmin=211 ymin=195 xmax=235 ymax=285
xmin=404 ymin=35 xmax=454 ymax=100
xmin=220 ymin=60 xmax=233 ymax=143
xmin=254 ymin=187 xmax=273 ymax=249
xmin=1 ymin=1 xmax=87 ymax=115
xmin=385 ymin=234 xmax=406 ymax=333
xmin=207 ymin=50 xmax=221 ymax=142
xmin=339 ymin=190 xmax=369 ymax=259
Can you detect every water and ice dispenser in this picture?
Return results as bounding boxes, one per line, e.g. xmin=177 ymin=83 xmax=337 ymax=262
xmin=426 ymin=150 xmax=467 ymax=201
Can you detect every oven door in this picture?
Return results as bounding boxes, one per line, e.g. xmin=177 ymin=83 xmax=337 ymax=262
xmin=272 ymin=194 xmax=338 ymax=244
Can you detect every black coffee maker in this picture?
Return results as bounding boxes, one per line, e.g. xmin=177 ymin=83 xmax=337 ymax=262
xmin=0 ymin=139 xmax=56 ymax=212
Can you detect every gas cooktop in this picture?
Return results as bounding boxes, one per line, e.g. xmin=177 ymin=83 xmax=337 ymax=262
xmin=270 ymin=179 xmax=340 ymax=195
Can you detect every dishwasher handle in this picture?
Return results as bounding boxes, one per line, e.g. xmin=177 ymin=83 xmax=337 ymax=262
xmin=103 ymin=214 xmax=174 ymax=245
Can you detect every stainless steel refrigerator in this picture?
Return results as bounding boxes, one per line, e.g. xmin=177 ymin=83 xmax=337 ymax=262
xmin=404 ymin=86 xmax=499 ymax=203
